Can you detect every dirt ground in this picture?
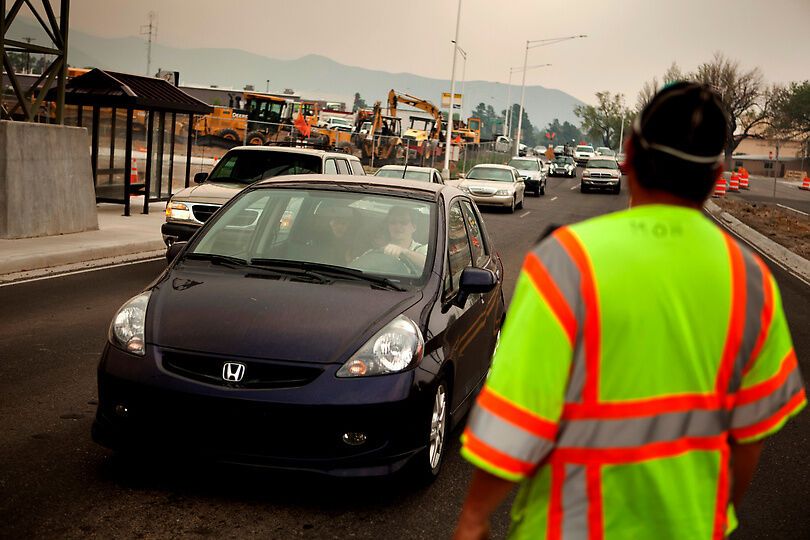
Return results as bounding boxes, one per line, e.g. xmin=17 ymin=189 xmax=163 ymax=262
xmin=715 ymin=198 xmax=810 ymax=260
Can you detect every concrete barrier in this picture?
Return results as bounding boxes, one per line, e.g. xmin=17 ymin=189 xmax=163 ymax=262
xmin=0 ymin=121 xmax=98 ymax=239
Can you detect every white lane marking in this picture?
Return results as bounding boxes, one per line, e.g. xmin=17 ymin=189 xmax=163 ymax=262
xmin=550 ymin=196 xmax=558 ymax=201
xmin=519 ymin=211 xmax=531 ymax=218
xmin=777 ymin=203 xmax=809 ymax=216
xmin=0 ymin=256 xmax=164 ymax=287
xmin=570 ymin=185 xmax=578 ymax=190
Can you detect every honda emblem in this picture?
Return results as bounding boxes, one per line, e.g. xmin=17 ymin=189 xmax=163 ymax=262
xmin=222 ymin=362 xmax=246 ymax=382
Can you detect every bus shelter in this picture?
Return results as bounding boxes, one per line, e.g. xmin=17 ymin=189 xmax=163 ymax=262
xmin=46 ymin=69 xmax=211 ymax=216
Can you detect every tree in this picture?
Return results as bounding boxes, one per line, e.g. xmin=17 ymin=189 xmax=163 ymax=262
xmin=636 ymin=62 xmax=684 ymax=111
xmin=352 ymin=92 xmax=367 ymax=113
xmin=692 ymin=53 xmax=771 ymax=165
xmin=770 ymin=81 xmax=810 ymax=139
xmin=472 ymin=102 xmax=500 ymax=140
xmin=542 ymin=119 xmax=584 ymax=147
xmin=574 ymin=92 xmax=632 ymax=148
xmin=507 ymin=104 xmax=539 ymax=147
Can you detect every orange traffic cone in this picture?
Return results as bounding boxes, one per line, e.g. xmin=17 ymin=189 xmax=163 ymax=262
xmin=800 ymin=175 xmax=810 ymax=191
xmin=739 ymin=169 xmax=749 ymax=189
xmin=729 ymin=172 xmax=740 ymax=192
xmin=713 ymin=176 xmax=727 ymax=197
xmin=128 ymin=158 xmax=140 ymax=197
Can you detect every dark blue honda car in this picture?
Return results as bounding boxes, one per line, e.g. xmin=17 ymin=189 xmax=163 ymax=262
xmin=93 ymin=174 xmax=504 ymax=481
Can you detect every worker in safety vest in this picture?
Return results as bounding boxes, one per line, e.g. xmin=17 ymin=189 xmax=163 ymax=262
xmin=453 ymin=82 xmax=805 ymax=540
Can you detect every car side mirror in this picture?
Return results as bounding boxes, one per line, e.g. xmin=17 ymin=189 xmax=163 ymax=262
xmin=458 ymin=172 xmax=465 ymax=179
xmin=194 ymin=172 xmax=208 ymax=184
xmin=166 ymin=241 xmax=187 ymax=264
xmin=456 ymin=267 xmax=497 ymax=307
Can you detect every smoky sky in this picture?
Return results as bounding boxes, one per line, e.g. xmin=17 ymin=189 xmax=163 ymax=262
xmin=56 ymin=0 xmax=810 ymax=104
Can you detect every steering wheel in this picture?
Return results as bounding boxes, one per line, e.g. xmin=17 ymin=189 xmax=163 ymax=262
xmin=351 ymin=248 xmax=418 ymax=275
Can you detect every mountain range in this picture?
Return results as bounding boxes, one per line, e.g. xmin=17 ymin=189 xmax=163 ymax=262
xmin=8 ymin=17 xmax=584 ymax=131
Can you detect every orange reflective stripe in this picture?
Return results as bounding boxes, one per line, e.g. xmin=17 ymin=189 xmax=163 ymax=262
xmin=730 ymin=388 xmax=806 ymax=441
xmin=712 ymin=444 xmax=731 ymax=540
xmin=554 ymin=434 xmax=727 ymax=465
xmin=744 ymin=256 xmax=775 ymax=375
xmin=716 ymin=234 xmax=747 ymax=395
xmin=555 ymin=227 xmax=601 ymax=404
xmin=587 ymin=465 xmax=604 ymax=540
xmin=734 ymin=349 xmax=798 ymax=406
xmin=563 ymin=393 xmax=722 ymax=419
xmin=523 ymin=252 xmax=577 ymax=346
xmin=462 ymin=427 xmax=536 ymax=476
xmin=478 ymin=387 xmax=558 ymax=440
xmin=546 ymin=461 xmax=565 ymax=540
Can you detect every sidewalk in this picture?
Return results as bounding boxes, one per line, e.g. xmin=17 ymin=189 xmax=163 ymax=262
xmin=0 ymin=198 xmax=167 ymax=284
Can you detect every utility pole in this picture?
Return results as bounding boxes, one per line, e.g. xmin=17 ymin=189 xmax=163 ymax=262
xmin=442 ymin=0 xmax=462 ymax=180
xmin=140 ymin=11 xmax=157 ymax=76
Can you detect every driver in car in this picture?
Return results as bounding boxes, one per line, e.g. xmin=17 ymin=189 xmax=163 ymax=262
xmin=381 ymin=206 xmax=427 ymax=269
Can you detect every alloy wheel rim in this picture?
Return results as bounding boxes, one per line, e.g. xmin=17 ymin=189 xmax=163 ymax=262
xmin=429 ymin=385 xmax=447 ymax=469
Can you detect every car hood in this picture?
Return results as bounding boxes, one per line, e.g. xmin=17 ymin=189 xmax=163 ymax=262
xmin=171 ymin=181 xmax=249 ymax=204
xmin=147 ymin=265 xmax=422 ymax=364
xmin=584 ymin=167 xmax=620 ymax=175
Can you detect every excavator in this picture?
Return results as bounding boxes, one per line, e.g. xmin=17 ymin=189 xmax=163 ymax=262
xmin=387 ymin=89 xmax=443 ymax=163
xmin=354 ymin=100 xmax=403 ymax=165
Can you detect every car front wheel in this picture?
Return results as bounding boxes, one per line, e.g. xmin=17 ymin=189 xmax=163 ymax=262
xmin=414 ymin=379 xmax=448 ymax=483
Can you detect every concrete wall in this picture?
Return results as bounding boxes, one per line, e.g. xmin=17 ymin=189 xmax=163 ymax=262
xmin=0 ymin=121 xmax=98 ymax=239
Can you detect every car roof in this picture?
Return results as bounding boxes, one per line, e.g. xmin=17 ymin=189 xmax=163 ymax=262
xmin=376 ymin=165 xmax=437 ymax=173
xmin=252 ymin=173 xmax=462 ymax=199
xmin=227 ymin=145 xmax=359 ymax=160
xmin=576 ymin=145 xmax=594 ymax=149
xmin=469 ymin=163 xmax=514 ymax=170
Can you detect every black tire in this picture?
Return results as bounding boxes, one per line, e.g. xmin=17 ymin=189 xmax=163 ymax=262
xmin=215 ymin=128 xmax=239 ymax=141
xmin=508 ymin=196 xmax=516 ymax=213
xmin=516 ymin=195 xmax=524 ymax=210
xmin=540 ymin=183 xmax=546 ymax=196
xmin=412 ymin=378 xmax=449 ymax=483
xmin=245 ymin=131 xmax=266 ymax=146
xmin=614 ymin=182 xmax=621 ymax=194
xmin=580 ymin=184 xmax=588 ymax=193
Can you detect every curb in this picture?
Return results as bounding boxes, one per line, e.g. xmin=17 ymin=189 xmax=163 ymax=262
xmin=704 ymin=200 xmax=810 ymax=285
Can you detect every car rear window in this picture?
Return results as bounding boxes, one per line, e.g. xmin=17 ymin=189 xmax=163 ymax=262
xmin=208 ymin=150 xmax=322 ymax=184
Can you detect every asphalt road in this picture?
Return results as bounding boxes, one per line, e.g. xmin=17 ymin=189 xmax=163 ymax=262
xmin=0 ymin=170 xmax=807 ymax=539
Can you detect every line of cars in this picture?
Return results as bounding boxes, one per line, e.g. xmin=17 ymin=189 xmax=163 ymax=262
xmin=97 ymin=144 xmax=506 ymax=483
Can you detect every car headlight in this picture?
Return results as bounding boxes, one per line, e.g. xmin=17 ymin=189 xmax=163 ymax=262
xmin=495 ymin=189 xmax=510 ymax=196
xmin=166 ymin=201 xmax=192 ymax=222
xmin=337 ymin=315 xmax=424 ymax=377
xmin=109 ymin=291 xmax=151 ymax=356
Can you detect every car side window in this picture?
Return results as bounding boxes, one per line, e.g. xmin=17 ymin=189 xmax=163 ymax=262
xmin=324 ymin=159 xmax=338 ymax=174
xmin=460 ymin=201 xmax=487 ymax=266
xmin=335 ymin=159 xmax=350 ymax=175
xmin=349 ymin=159 xmax=365 ymax=175
xmin=446 ymin=201 xmax=473 ymax=294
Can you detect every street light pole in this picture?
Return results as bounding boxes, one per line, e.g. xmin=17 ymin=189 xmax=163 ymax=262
xmin=442 ymin=0 xmax=463 ymax=180
xmin=458 ymin=46 xmax=468 ymax=116
xmin=514 ymin=34 xmax=587 ymax=157
xmin=505 ymin=64 xmax=550 ymax=140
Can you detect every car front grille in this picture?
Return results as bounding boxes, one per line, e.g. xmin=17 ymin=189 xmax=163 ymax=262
xmin=162 ymin=351 xmax=323 ymax=389
xmin=590 ymin=173 xmax=616 ymax=179
xmin=191 ymin=204 xmax=221 ymax=223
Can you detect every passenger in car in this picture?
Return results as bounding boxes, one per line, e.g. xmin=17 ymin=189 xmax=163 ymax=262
xmin=380 ymin=206 xmax=427 ymax=268
xmin=316 ymin=205 xmax=356 ymax=266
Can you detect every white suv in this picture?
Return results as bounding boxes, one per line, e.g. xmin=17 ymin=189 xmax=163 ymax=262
xmin=162 ymin=146 xmax=365 ymax=245
xmin=573 ymin=145 xmax=596 ymax=165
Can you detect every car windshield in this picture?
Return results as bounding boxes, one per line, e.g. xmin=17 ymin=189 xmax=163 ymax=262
xmin=554 ymin=157 xmax=573 ymax=164
xmin=508 ymin=159 xmax=539 ymax=171
xmin=189 ymin=188 xmax=436 ymax=287
xmin=588 ymin=159 xmax=619 ymax=169
xmin=597 ymin=148 xmax=616 ymax=156
xmin=374 ymin=168 xmax=432 ymax=182
xmin=330 ymin=118 xmax=352 ymax=127
xmin=577 ymin=146 xmax=595 ymax=153
xmin=466 ymin=167 xmax=513 ymax=182
xmin=208 ymin=150 xmax=322 ymax=185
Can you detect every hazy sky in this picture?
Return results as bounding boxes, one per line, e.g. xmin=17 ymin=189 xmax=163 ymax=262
xmin=64 ymin=0 xmax=810 ymax=105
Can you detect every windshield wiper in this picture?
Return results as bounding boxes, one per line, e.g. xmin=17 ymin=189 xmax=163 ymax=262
xmin=185 ymin=252 xmax=249 ymax=267
xmin=249 ymin=259 xmax=406 ymax=291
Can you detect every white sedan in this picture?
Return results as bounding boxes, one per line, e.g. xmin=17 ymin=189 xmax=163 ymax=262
xmin=457 ymin=164 xmax=526 ymax=213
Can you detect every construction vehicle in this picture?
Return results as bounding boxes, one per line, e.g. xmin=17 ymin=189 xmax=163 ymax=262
xmin=354 ymin=101 xmax=403 ymax=165
xmin=457 ymin=116 xmax=481 ymax=145
xmin=388 ymin=89 xmax=443 ymax=162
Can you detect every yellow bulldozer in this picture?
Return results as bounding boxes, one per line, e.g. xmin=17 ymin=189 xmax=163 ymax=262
xmin=388 ymin=89 xmax=443 ymax=163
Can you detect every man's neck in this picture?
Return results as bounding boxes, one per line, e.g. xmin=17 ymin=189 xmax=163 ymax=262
xmin=630 ymin=190 xmax=704 ymax=210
